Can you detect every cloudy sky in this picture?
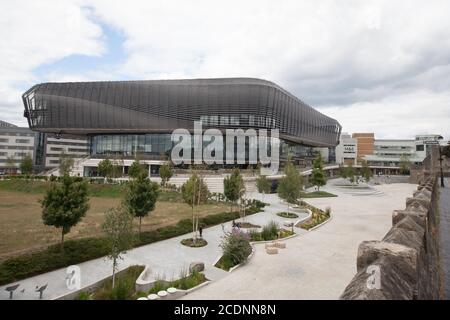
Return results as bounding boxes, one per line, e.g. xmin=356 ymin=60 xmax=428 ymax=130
xmin=1 ymin=0 xmax=449 ymax=139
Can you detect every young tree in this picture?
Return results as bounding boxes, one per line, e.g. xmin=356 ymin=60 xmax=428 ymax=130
xmin=6 ymin=155 xmax=17 ymax=174
xmin=98 ymin=159 xmax=113 ymax=179
xmin=159 ymin=164 xmax=173 ymax=186
xmin=41 ymin=175 xmax=90 ymax=247
xmin=361 ymin=160 xmax=373 ymax=182
xmin=277 ymin=161 xmax=303 ymax=213
xmin=256 ymin=174 xmax=271 ymax=202
xmin=399 ymin=154 xmax=411 ymax=175
xmin=346 ymin=163 xmax=356 ymax=184
xmin=20 ymin=154 xmax=33 ymax=175
xmin=181 ymin=172 xmax=210 ymax=243
xmin=128 ymin=159 xmax=146 ymax=179
xmin=102 ymin=206 xmax=134 ymax=288
xmin=59 ymin=151 xmax=74 ymax=176
xmin=310 ymin=154 xmax=326 ymax=191
xmin=123 ymin=173 xmax=159 ymax=235
xmin=223 ymin=169 xmax=245 ymax=213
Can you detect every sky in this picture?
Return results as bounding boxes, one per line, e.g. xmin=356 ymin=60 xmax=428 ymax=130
xmin=0 ymin=0 xmax=449 ymax=140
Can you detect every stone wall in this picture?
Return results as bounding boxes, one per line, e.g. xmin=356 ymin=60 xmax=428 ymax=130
xmin=340 ymin=176 xmax=440 ymax=299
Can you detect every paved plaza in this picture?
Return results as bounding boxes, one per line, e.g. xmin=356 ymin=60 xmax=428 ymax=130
xmin=0 ymin=181 xmax=416 ymax=300
xmin=184 ymin=182 xmax=417 ymax=300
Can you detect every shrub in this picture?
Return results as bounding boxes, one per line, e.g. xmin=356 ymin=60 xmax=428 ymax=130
xmin=260 ymin=221 xmax=279 ymax=241
xmin=219 ymin=229 xmax=252 ymax=270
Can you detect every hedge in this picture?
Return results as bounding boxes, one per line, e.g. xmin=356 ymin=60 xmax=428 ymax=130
xmin=0 ymin=202 xmax=265 ymax=285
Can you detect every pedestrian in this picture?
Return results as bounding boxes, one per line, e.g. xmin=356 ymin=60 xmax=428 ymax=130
xmin=199 ymin=226 xmax=203 ymax=238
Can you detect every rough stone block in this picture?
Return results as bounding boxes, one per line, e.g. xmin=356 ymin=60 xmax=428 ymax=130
xmin=189 ymin=262 xmax=205 ymax=273
xmin=392 ymin=209 xmax=427 ymax=229
xmin=356 ymin=241 xmax=418 ymax=282
xmin=406 ymin=196 xmax=430 ymax=210
xmin=382 ymin=227 xmax=424 ymax=253
xmin=341 ymin=256 xmax=417 ymax=300
xmin=266 ymin=247 xmax=278 ymax=254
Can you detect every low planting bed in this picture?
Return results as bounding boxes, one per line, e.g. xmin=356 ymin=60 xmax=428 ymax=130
xmin=215 ymin=230 xmax=252 ymax=271
xmin=296 ymin=201 xmax=331 ymax=230
xmin=299 ymin=191 xmax=337 ymax=198
xmin=180 ymin=238 xmax=208 ymax=248
xmin=0 ymin=204 xmax=263 ymax=286
xmin=77 ymin=265 xmax=145 ymax=300
xmin=276 ymin=212 xmax=299 ymax=219
xmin=249 ymin=221 xmax=295 ymax=242
xmin=237 ymin=222 xmax=261 ymax=229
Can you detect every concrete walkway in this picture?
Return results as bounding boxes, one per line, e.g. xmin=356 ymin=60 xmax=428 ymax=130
xmin=183 ymin=183 xmax=416 ymax=300
xmin=439 ymin=178 xmax=450 ymax=299
xmin=0 ymin=194 xmax=308 ymax=300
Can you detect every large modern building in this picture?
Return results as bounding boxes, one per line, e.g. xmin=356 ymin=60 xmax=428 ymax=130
xmin=0 ymin=120 xmax=36 ymax=174
xmin=22 ymin=78 xmax=342 ymax=176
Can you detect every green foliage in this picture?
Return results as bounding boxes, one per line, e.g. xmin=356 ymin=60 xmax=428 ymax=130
xmin=277 ymin=212 xmax=299 ymax=218
xmin=277 ymin=161 xmax=303 ymax=212
xmin=218 ymin=230 xmax=252 ymax=270
xmin=361 ymin=160 xmax=373 ymax=182
xmin=90 ymin=265 xmax=144 ymax=300
xmin=159 ymin=164 xmax=174 ymax=186
xmin=128 ymin=160 xmax=146 ymax=179
xmin=0 ymin=204 xmax=264 ymax=286
xmin=223 ymin=168 xmax=245 ymax=210
xmin=102 ymin=206 xmax=135 ymax=287
xmin=41 ymin=175 xmax=90 ymax=245
xmin=260 ymin=221 xmax=279 ymax=240
xmin=310 ymin=154 xmax=326 ymax=190
xmin=339 ymin=164 xmax=356 ymax=183
xmin=256 ymin=174 xmax=271 ymax=195
xmin=399 ymin=154 xmax=411 ymax=175
xmin=123 ymin=174 xmax=160 ymax=234
xmin=59 ymin=151 xmax=74 ymax=176
xmin=299 ymin=191 xmax=337 ymax=198
xmin=19 ymin=154 xmax=33 ymax=174
xmin=181 ymin=173 xmax=210 ymax=208
xmin=98 ymin=159 xmax=114 ymax=178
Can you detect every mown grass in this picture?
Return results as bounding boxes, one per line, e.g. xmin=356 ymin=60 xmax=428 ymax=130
xmin=0 ymin=205 xmax=263 ymax=286
xmin=0 ymin=180 xmax=183 ymax=201
xmin=299 ymin=191 xmax=337 ymax=198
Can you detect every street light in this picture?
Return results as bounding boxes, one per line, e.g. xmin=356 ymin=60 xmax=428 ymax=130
xmin=437 ymin=136 xmax=445 ymax=188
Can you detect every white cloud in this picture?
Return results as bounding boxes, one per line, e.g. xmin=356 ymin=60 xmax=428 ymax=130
xmin=0 ymin=0 xmax=449 ymax=139
xmin=0 ymin=0 xmax=104 ymax=126
xmin=318 ymin=90 xmax=450 ymax=140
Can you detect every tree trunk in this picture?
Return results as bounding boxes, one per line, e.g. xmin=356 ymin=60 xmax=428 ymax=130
xmin=61 ymin=229 xmax=65 ymax=250
xmin=112 ymin=258 xmax=116 ymax=288
xmin=139 ymin=217 xmax=142 ymax=236
xmin=287 ymin=203 xmax=290 ymax=214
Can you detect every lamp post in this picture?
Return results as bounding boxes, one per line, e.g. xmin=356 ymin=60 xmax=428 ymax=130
xmin=437 ymin=136 xmax=445 ymax=188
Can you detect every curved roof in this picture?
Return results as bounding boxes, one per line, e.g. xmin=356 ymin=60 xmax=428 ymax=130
xmin=23 ymin=78 xmax=341 ymax=147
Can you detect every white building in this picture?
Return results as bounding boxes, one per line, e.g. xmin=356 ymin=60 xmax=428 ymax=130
xmin=34 ymin=133 xmax=89 ymax=172
xmin=364 ymin=134 xmax=441 ymax=167
xmin=335 ymin=133 xmax=357 ymax=165
xmin=0 ymin=121 xmax=36 ymax=174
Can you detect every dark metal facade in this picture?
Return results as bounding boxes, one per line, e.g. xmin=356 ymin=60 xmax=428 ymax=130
xmin=23 ymin=78 xmax=341 ymax=147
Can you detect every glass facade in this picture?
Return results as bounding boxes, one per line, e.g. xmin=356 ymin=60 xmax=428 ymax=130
xmin=89 ymin=133 xmax=317 ymax=167
xmin=90 ymin=134 xmax=172 ymax=158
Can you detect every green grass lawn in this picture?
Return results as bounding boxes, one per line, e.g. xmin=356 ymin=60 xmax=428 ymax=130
xmin=300 ymin=191 xmax=337 ymax=198
xmin=0 ymin=179 xmax=183 ymax=201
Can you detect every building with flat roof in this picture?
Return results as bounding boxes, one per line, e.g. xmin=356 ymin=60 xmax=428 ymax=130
xmin=22 ymin=78 xmax=342 ymax=176
xmin=0 ymin=120 xmax=37 ymax=174
xmin=352 ymin=133 xmax=374 ymax=163
xmin=335 ymin=133 xmax=357 ymax=165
